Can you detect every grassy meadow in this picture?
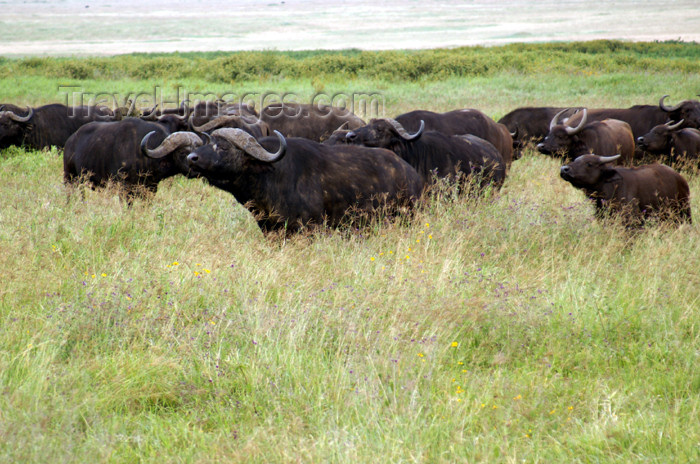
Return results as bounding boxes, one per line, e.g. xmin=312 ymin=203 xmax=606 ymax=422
xmin=1 ymin=42 xmax=699 ymax=462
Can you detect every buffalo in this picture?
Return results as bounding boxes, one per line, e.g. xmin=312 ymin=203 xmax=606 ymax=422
xmin=560 ymin=154 xmax=691 ymax=225
xmin=637 ymin=120 xmax=700 ymax=165
xmin=344 ymin=118 xmax=506 ymax=192
xmin=64 ymin=118 xmax=204 ymax=200
xmin=185 ymin=128 xmax=423 ymax=233
xmin=260 ymin=102 xmax=365 ymax=142
xmin=659 ymin=95 xmax=700 ymax=129
xmin=537 ymin=109 xmax=635 ymax=165
xmin=394 ymin=109 xmax=514 ymax=168
xmin=0 ymin=103 xmax=115 ymax=150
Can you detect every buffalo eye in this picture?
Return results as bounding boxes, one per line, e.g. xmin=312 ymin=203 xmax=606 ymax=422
xmin=587 ymin=162 xmax=593 ymax=167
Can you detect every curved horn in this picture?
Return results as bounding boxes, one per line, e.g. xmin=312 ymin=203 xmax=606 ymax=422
xmin=509 ymin=126 xmax=518 ymax=138
xmin=665 ymin=119 xmax=684 ymax=131
xmin=387 ymin=118 xmax=424 ymax=140
xmin=140 ymin=104 xmax=160 ymax=121
xmin=549 ymin=108 xmax=569 ymax=131
xmin=199 ymin=132 xmax=213 ymax=145
xmin=189 ymin=115 xmax=250 ymax=133
xmin=175 ymin=100 xmax=190 ymax=119
xmin=141 ymin=131 xmax=204 ymax=159
xmin=659 ymin=95 xmax=683 ymax=112
xmin=1 ymin=106 xmax=33 ymax=122
xmin=335 ymin=121 xmax=349 ymax=132
xmin=598 ymin=154 xmax=621 ymax=164
xmin=212 ymin=127 xmax=287 ymax=163
xmin=565 ymin=108 xmax=587 ymax=135
xmin=160 ymin=111 xmax=188 ymax=122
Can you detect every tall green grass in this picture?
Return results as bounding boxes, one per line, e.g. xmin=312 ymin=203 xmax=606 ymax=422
xmin=2 ymin=40 xmax=699 ymax=82
xmin=1 ymin=43 xmax=699 ymax=462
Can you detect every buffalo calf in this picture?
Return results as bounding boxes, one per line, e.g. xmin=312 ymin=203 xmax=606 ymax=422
xmin=637 ymin=120 xmax=700 ymax=166
xmin=560 ymin=154 xmax=691 ymax=225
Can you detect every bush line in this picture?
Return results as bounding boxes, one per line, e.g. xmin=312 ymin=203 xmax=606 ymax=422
xmin=1 ymin=40 xmax=699 ymax=83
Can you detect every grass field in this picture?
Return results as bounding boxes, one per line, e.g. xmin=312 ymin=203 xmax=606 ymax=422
xmin=1 ymin=42 xmax=700 ymax=462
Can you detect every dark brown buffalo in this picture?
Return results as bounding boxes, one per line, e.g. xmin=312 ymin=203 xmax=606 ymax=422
xmin=0 ymin=103 xmax=115 ymax=150
xmin=64 ymin=118 xmax=203 ymax=199
xmin=394 ymin=109 xmax=514 ymax=167
xmin=537 ymin=109 xmax=635 ymax=165
xmin=659 ymin=95 xmax=700 ymax=129
xmin=560 ymin=154 xmax=691 ymax=225
xmin=343 ymin=118 xmax=506 ymax=192
xmin=185 ymin=128 xmax=423 ymax=233
xmin=260 ymin=102 xmax=365 ymax=142
xmin=637 ymin=120 xmax=700 ymax=165
xmin=497 ymin=107 xmax=581 ymax=155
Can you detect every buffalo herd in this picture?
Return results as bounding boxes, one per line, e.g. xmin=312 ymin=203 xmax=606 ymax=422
xmin=1 ymin=95 xmax=698 ymax=232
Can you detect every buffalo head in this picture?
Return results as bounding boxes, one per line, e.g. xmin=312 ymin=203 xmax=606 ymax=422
xmin=537 ymin=108 xmax=587 ymax=156
xmin=186 ymin=128 xmax=287 ymax=176
xmin=560 ymin=153 xmax=621 ymax=189
xmin=637 ymin=119 xmax=684 ymax=152
xmin=345 ymin=118 xmax=424 ymax=148
xmin=659 ymin=95 xmax=700 ymax=129
xmin=0 ymin=106 xmax=34 ymax=148
xmin=140 ymin=130 xmax=207 ymax=174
